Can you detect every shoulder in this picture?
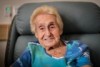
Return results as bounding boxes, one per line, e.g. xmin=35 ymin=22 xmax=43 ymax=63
xmin=27 ymin=41 xmax=41 ymax=48
xmin=65 ymin=40 xmax=88 ymax=49
xmin=28 ymin=41 xmax=40 ymax=46
xmin=12 ymin=46 xmax=31 ymax=67
xmin=65 ymin=40 xmax=86 ymax=46
xmin=64 ymin=40 xmax=88 ymax=54
xmin=27 ymin=41 xmax=43 ymax=53
xmin=65 ymin=40 xmax=89 ymax=59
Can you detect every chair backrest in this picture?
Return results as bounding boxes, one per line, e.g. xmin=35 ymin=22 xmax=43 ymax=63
xmin=5 ymin=2 xmax=100 ymax=67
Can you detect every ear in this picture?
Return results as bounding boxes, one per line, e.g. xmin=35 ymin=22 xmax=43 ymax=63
xmin=34 ymin=26 xmax=38 ymax=38
xmin=60 ymin=29 xmax=63 ymax=35
xmin=34 ymin=32 xmax=38 ymax=39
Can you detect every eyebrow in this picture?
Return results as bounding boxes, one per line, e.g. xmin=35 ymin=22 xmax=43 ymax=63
xmin=38 ymin=21 xmax=55 ymax=28
xmin=38 ymin=24 xmax=44 ymax=28
xmin=49 ymin=22 xmax=56 ymax=26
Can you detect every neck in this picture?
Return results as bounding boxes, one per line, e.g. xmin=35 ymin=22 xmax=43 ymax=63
xmin=45 ymin=40 xmax=65 ymax=51
xmin=45 ymin=40 xmax=66 ymax=58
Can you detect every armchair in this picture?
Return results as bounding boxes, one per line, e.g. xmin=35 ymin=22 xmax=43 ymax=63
xmin=5 ymin=2 xmax=100 ymax=67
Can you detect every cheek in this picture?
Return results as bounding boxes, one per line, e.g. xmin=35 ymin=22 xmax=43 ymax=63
xmin=35 ymin=32 xmax=44 ymax=40
xmin=52 ymin=29 xmax=61 ymax=37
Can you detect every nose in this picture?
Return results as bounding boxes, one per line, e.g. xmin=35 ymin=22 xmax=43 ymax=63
xmin=45 ymin=29 xmax=51 ymax=37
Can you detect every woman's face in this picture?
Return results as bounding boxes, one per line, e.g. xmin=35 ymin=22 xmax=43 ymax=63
xmin=34 ymin=14 xmax=62 ymax=48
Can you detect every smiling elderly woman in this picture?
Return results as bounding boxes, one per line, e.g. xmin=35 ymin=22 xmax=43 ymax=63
xmin=11 ymin=5 xmax=92 ymax=67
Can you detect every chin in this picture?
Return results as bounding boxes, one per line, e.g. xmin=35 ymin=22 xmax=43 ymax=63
xmin=44 ymin=42 xmax=57 ymax=48
xmin=40 ymin=39 xmax=60 ymax=48
xmin=44 ymin=43 xmax=54 ymax=46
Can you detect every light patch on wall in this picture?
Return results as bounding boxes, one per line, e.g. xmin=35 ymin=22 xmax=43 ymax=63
xmin=4 ymin=5 xmax=12 ymax=17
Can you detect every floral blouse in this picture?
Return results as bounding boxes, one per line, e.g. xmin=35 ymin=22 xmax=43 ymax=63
xmin=12 ymin=40 xmax=92 ymax=67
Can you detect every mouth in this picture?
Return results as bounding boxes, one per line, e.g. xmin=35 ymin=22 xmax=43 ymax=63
xmin=44 ymin=37 xmax=54 ymax=41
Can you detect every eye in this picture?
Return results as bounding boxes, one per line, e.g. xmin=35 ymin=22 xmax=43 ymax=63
xmin=38 ymin=25 xmax=45 ymax=31
xmin=50 ymin=25 xmax=55 ymax=29
xmin=50 ymin=26 xmax=54 ymax=28
xmin=40 ymin=27 xmax=44 ymax=30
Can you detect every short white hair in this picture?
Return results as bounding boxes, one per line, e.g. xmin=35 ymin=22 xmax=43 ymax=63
xmin=30 ymin=5 xmax=63 ymax=33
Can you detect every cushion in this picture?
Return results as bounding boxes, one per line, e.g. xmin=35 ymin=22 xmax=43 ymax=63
xmin=15 ymin=2 xmax=100 ymax=35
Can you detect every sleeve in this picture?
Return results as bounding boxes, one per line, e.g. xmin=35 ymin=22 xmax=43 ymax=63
xmin=11 ymin=47 xmax=31 ymax=67
xmin=76 ymin=47 xmax=92 ymax=67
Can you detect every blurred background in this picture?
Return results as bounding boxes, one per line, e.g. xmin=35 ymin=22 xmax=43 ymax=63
xmin=0 ymin=0 xmax=100 ymax=67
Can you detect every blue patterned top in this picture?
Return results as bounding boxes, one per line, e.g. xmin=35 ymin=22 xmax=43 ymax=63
xmin=12 ymin=40 xmax=92 ymax=67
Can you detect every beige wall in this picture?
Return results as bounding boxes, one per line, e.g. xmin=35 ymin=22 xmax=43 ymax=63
xmin=0 ymin=0 xmax=100 ymax=24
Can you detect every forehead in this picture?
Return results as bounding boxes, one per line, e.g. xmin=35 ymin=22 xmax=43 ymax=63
xmin=35 ymin=13 xmax=56 ymax=23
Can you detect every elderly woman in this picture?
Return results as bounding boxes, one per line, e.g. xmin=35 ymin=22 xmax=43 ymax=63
xmin=11 ymin=5 xmax=92 ymax=67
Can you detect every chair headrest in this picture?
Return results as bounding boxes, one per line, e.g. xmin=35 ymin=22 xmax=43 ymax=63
xmin=15 ymin=2 xmax=100 ymax=35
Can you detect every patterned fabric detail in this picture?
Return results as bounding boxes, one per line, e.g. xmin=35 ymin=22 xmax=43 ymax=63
xmin=12 ymin=40 xmax=92 ymax=67
xmin=12 ymin=47 xmax=31 ymax=67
